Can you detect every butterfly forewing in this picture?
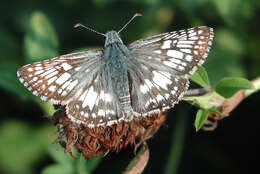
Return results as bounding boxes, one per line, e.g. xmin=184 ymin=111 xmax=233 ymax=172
xmin=17 ymin=50 xmax=102 ymax=103
xmin=128 ymin=26 xmax=213 ymax=76
xmin=127 ymin=26 xmax=214 ymax=115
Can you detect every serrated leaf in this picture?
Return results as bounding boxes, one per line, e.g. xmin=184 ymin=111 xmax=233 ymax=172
xmin=190 ymin=66 xmax=211 ymax=88
xmin=24 ymin=11 xmax=59 ymax=63
xmin=215 ymin=77 xmax=253 ymax=98
xmin=194 ymin=109 xmax=209 ymax=131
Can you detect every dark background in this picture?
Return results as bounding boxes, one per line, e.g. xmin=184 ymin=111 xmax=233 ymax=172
xmin=0 ymin=0 xmax=259 ymax=174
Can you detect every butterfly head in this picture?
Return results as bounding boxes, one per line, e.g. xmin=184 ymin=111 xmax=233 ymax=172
xmin=105 ymin=31 xmax=123 ymax=47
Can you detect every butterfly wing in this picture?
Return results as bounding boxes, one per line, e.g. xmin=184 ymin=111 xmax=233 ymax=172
xmin=127 ymin=26 xmax=214 ymax=115
xmin=17 ymin=50 xmax=119 ymax=127
xmin=18 ymin=50 xmax=103 ymax=104
xmin=65 ymin=67 xmax=121 ymax=127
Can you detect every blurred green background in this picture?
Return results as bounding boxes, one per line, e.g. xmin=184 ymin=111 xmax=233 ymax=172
xmin=0 ymin=0 xmax=259 ymax=174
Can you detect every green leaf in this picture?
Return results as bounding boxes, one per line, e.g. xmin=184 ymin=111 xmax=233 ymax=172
xmin=44 ymin=143 xmax=102 ymax=174
xmin=73 ymin=151 xmax=102 ymax=174
xmin=42 ymin=164 xmax=74 ymax=174
xmin=194 ymin=109 xmax=209 ymax=131
xmin=36 ymin=99 xmax=56 ymax=117
xmin=0 ymin=121 xmax=53 ymax=174
xmin=190 ymin=66 xmax=211 ymax=88
xmin=47 ymin=143 xmax=74 ymax=165
xmin=215 ymin=77 xmax=253 ymax=98
xmin=212 ymin=0 xmax=242 ymax=25
xmin=42 ymin=143 xmax=74 ymax=174
xmin=84 ymin=155 xmax=102 ymax=173
xmin=24 ymin=11 xmax=59 ymax=63
xmin=76 ymin=159 xmax=89 ymax=174
xmin=207 ymin=107 xmax=221 ymax=115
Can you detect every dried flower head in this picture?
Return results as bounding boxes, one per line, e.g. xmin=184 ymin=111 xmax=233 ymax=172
xmin=52 ymin=105 xmax=167 ymax=159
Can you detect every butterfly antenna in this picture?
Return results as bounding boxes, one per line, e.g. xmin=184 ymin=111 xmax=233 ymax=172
xmin=74 ymin=23 xmax=106 ymax=37
xmin=118 ymin=13 xmax=142 ymax=34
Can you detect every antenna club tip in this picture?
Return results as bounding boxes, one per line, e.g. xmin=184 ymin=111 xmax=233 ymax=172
xmin=135 ymin=13 xmax=143 ymax=17
xmin=74 ymin=23 xmax=81 ymax=28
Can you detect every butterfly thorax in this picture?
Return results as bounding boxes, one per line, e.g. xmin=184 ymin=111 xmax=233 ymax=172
xmin=103 ymin=31 xmax=133 ymax=119
xmin=104 ymin=31 xmax=124 ymax=47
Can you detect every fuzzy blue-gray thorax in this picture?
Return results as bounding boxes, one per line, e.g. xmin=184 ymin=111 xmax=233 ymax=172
xmin=105 ymin=31 xmax=124 ymax=47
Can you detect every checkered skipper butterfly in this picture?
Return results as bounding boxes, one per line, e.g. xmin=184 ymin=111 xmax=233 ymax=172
xmin=17 ymin=14 xmax=214 ymax=128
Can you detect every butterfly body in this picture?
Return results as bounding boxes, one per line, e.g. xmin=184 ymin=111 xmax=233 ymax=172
xmin=17 ymin=26 xmax=214 ymax=128
xmin=104 ymin=31 xmax=133 ymax=120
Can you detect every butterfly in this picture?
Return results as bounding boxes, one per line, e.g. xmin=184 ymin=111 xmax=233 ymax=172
xmin=17 ymin=14 xmax=214 ymax=128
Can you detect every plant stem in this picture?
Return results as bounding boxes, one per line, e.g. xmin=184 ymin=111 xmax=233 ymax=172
xmin=163 ymin=110 xmax=188 ymax=174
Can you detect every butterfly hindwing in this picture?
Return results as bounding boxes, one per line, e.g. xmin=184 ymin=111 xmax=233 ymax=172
xmin=66 ymin=69 xmax=121 ymax=127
